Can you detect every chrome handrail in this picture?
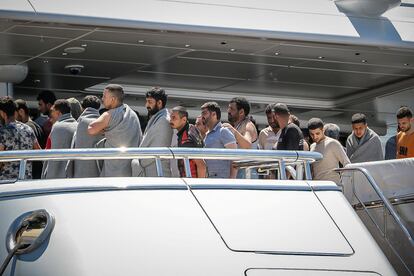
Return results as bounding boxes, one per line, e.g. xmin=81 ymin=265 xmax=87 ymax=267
xmin=0 ymin=147 xmax=322 ymax=180
xmin=335 ymin=167 xmax=414 ymax=248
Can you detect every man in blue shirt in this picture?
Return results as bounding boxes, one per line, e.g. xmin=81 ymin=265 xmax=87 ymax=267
xmin=201 ymin=102 xmax=237 ymax=178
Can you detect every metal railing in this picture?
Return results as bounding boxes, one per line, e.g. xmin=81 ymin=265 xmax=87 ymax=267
xmin=0 ymin=147 xmax=322 ymax=181
xmin=336 ymin=167 xmax=414 ymax=275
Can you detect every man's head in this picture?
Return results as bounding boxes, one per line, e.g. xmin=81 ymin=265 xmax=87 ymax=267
xmin=227 ymin=97 xmax=250 ymax=124
xmin=265 ymin=103 xmax=279 ymax=131
xmin=272 ymin=103 xmax=290 ymax=129
xmin=289 ymin=114 xmax=300 ymax=128
xmin=169 ymin=106 xmax=188 ymax=131
xmin=397 ymin=106 xmax=412 ymax=132
xmin=195 ymin=115 xmax=208 ymax=137
xmin=37 ymin=90 xmax=56 ymax=115
xmin=102 ymin=84 xmax=124 ymax=109
xmin=324 ymin=123 xmax=340 ymax=140
xmin=50 ymin=99 xmax=71 ymax=122
xmin=201 ymin=101 xmax=221 ymax=129
xmin=351 ymin=113 xmax=367 ymax=139
xmin=145 ymin=87 xmax=167 ymax=117
xmin=0 ymin=96 xmax=17 ymax=121
xmin=14 ymin=99 xmax=30 ymax=123
xmin=81 ymin=95 xmax=101 ymax=110
xmin=308 ymin=117 xmax=325 ymax=144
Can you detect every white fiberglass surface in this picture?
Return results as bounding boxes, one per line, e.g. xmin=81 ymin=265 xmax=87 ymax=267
xmin=246 ymin=269 xmax=380 ymax=276
xmin=192 ymin=189 xmax=353 ymax=255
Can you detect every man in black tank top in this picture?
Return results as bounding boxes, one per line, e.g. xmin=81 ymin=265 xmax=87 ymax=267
xmin=272 ymin=103 xmax=304 ymax=151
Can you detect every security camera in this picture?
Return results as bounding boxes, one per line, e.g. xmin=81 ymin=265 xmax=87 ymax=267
xmin=64 ymin=64 xmax=84 ymax=75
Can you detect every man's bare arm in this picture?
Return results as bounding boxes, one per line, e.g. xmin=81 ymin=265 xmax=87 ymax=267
xmin=225 ymin=142 xmax=238 ymax=178
xmin=88 ymin=112 xmax=110 ymax=135
xmin=194 ymin=159 xmax=207 ymax=178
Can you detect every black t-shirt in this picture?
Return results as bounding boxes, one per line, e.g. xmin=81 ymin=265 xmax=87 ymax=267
xmin=276 ymin=123 xmax=304 ymax=150
xmin=26 ymin=120 xmax=46 ymax=148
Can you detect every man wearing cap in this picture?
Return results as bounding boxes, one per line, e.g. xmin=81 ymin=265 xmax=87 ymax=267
xmin=272 ymin=103 xmax=304 ymax=151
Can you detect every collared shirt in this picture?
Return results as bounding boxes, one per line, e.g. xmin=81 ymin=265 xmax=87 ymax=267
xmin=204 ymin=122 xmax=236 ymax=178
xmin=0 ymin=122 xmax=37 ymax=180
xmin=176 ymin=122 xmax=204 ymax=177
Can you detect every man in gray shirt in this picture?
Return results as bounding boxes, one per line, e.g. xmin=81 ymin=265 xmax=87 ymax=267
xmin=201 ymin=101 xmax=237 ymax=178
xmin=42 ymin=99 xmax=78 ymax=179
xmin=68 ymin=95 xmax=103 ymax=178
xmin=88 ymin=84 xmax=142 ymax=177
xmin=308 ymin=118 xmax=350 ymax=184
xmin=132 ymin=87 xmax=173 ymax=177
xmin=346 ymin=113 xmax=383 ymax=163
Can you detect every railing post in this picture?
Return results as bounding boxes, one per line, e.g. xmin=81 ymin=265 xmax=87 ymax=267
xmin=155 ymin=158 xmax=164 ymax=177
xmin=184 ymin=158 xmax=192 ymax=178
xmin=279 ymin=160 xmax=287 ymax=180
xmin=18 ymin=160 xmax=27 ymax=180
xmin=304 ymin=161 xmax=312 ymax=180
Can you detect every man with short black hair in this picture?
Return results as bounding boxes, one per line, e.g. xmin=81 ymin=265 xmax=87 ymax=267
xmin=36 ymin=90 xmax=56 ymax=137
xmin=67 ymin=95 xmax=103 ymax=178
xmin=169 ymin=106 xmax=206 ymax=178
xmin=42 ymin=99 xmax=78 ymax=179
xmin=258 ymin=103 xmax=280 ymax=150
xmin=132 ymin=87 xmax=172 ymax=177
xmin=396 ymin=106 xmax=414 ymax=159
xmin=223 ymin=97 xmax=258 ymax=149
xmin=308 ymin=118 xmax=350 ymax=184
xmin=201 ymin=101 xmax=237 ymax=178
xmin=0 ymin=96 xmax=41 ymax=180
xmin=346 ymin=113 xmax=383 ymax=163
xmin=272 ymin=103 xmax=304 ymax=150
xmin=15 ymin=99 xmax=45 ymax=178
xmin=88 ymin=84 xmax=142 ymax=176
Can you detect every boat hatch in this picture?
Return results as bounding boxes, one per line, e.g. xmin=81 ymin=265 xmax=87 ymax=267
xmin=189 ymin=181 xmax=353 ymax=256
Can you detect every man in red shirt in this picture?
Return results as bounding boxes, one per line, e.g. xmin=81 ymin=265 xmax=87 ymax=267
xmin=169 ymin=106 xmax=206 ymax=178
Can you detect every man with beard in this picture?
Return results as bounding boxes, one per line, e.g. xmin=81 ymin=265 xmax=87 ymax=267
xmin=396 ymin=106 xmax=414 ymax=159
xmin=132 ymin=87 xmax=173 ymax=177
xmin=201 ymin=101 xmax=237 ymax=178
xmin=222 ymin=97 xmax=258 ymax=149
xmin=346 ymin=113 xmax=383 ymax=163
xmin=15 ymin=99 xmax=45 ymax=179
xmin=35 ymin=90 xmax=56 ymax=138
xmin=169 ymin=106 xmax=206 ymax=178
xmin=308 ymin=118 xmax=350 ymax=184
xmin=88 ymin=84 xmax=142 ymax=177
xmin=258 ymin=103 xmax=281 ymax=150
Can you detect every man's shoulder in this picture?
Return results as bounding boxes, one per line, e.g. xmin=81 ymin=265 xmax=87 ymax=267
xmin=325 ymin=137 xmax=343 ymax=149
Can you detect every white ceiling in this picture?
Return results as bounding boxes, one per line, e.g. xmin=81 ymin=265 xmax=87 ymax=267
xmin=1 ymin=18 xmax=414 ymax=133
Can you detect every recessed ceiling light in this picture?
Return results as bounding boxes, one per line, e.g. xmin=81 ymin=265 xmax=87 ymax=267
xmin=33 ymin=79 xmax=41 ymax=84
xmin=138 ymin=40 xmax=144 ymax=43
xmin=274 ymin=52 xmax=280 ymax=56
xmin=64 ymin=46 xmax=86 ymax=54
xmin=185 ymin=44 xmax=191 ymax=48
xmin=404 ymin=63 xmax=409 ymax=66
xmin=361 ymin=59 xmax=367 ymax=63
xmin=230 ymin=48 xmax=236 ymax=52
xmin=81 ymin=44 xmax=87 ymax=47
xmin=318 ymin=56 xmax=325 ymax=59
xmin=62 ymin=52 xmax=68 ymax=56
xmin=43 ymin=60 xmax=48 ymax=63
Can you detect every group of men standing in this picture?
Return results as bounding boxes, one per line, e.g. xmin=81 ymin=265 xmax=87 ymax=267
xmin=0 ymin=83 xmax=413 ymax=181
